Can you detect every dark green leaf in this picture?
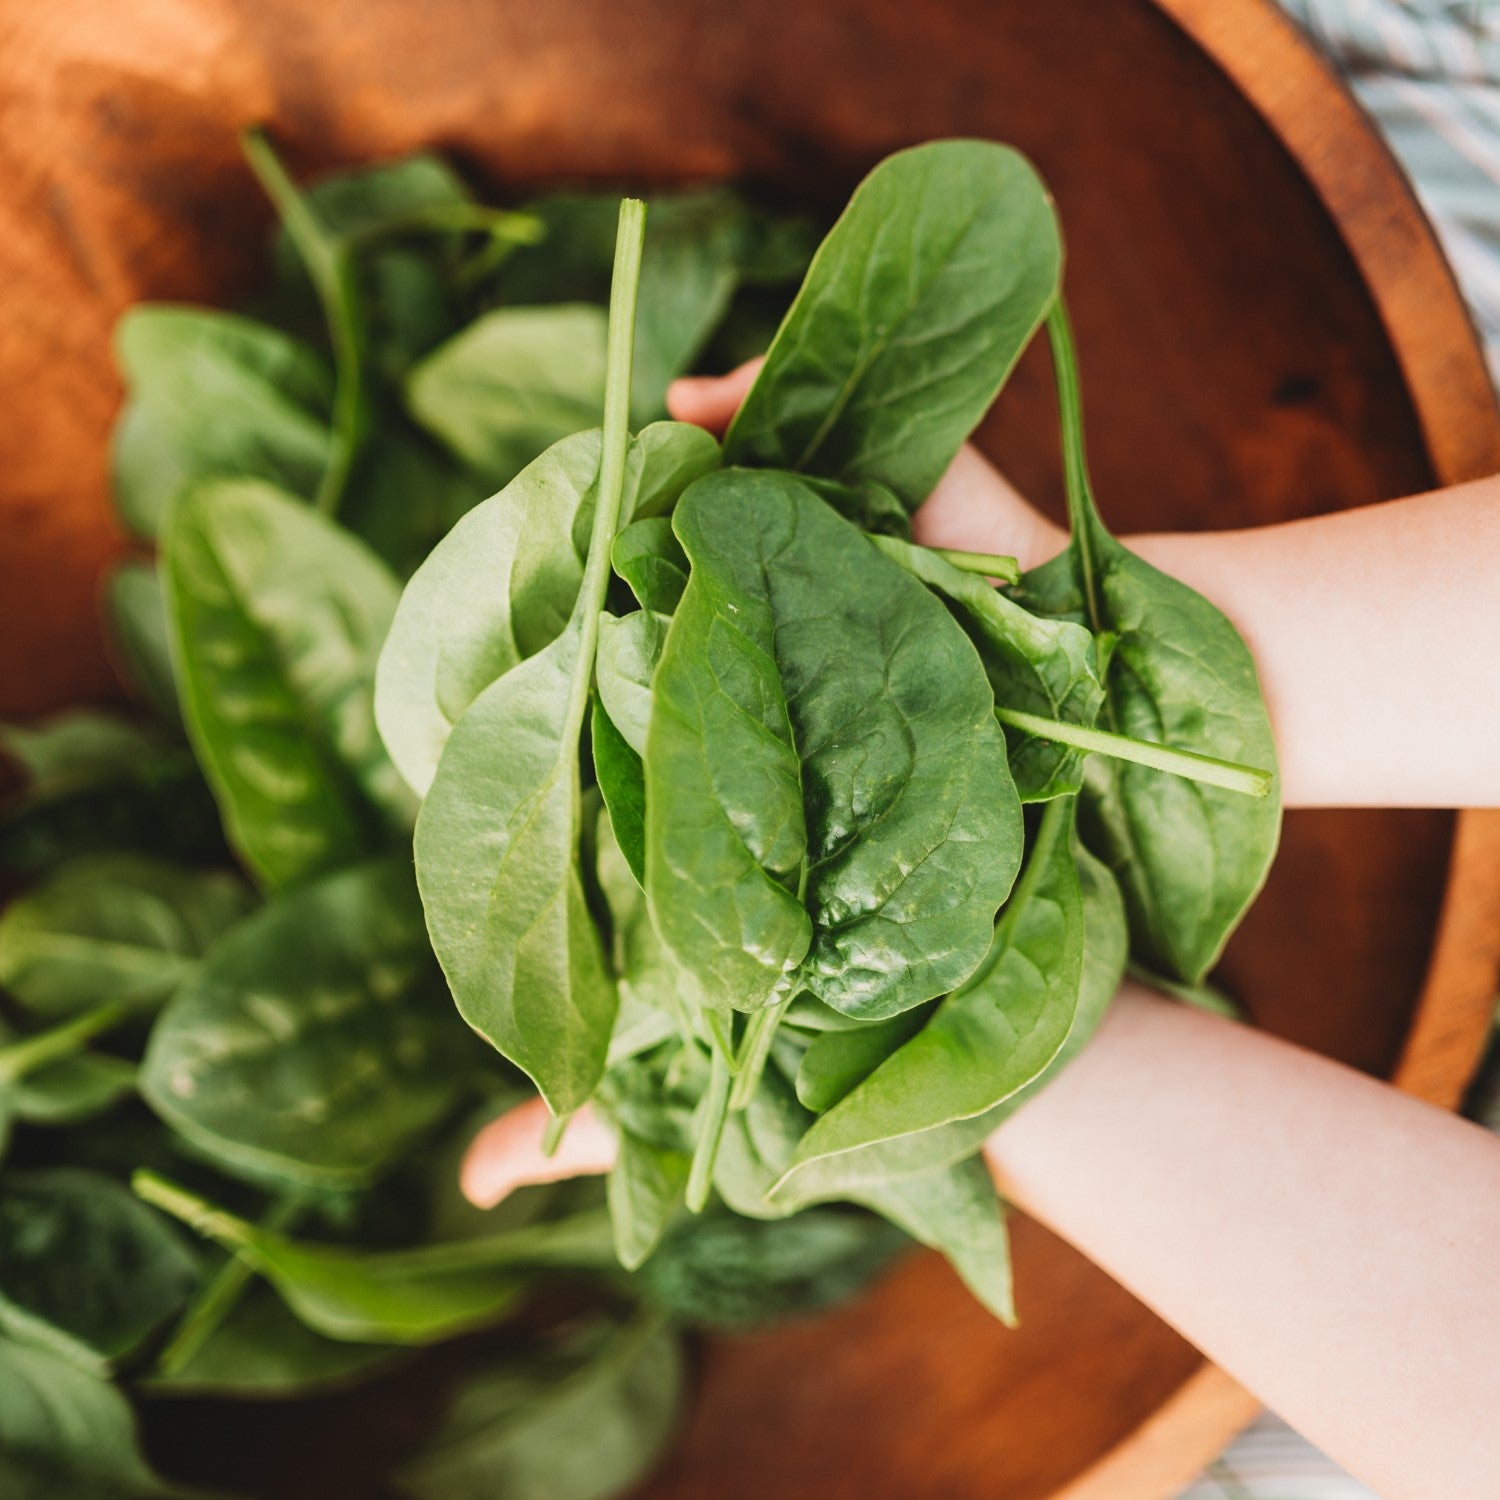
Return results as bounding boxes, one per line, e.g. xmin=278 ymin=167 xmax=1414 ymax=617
xmin=136 ymin=1173 xmax=615 ymax=1345
xmin=873 ymin=536 xmax=1104 ymax=800
xmin=0 ymin=1170 xmax=198 ymax=1373
xmin=163 ymin=477 xmax=412 ymax=888
xmin=640 ymin=1209 xmax=905 ymax=1328
xmin=646 ymin=469 xmax=1021 ymax=1017
xmin=607 ymin=1130 xmax=691 ymax=1271
xmin=0 ymin=854 xmax=253 ymax=1018
xmin=775 ymin=797 xmax=1083 ymax=1191
xmin=140 ymin=860 xmax=470 ymax=1189
xmin=0 ymin=1339 xmax=179 ymax=1497
xmin=104 ymin=563 xmax=182 ymax=728
xmin=590 ymin=699 xmax=647 ymax=890
xmin=138 ymin=1284 xmax=402 ymax=1400
xmin=724 ymin=141 xmax=1061 ymax=510
xmin=611 ymin=518 xmax=690 ymax=613
xmin=596 ymin=610 xmax=667 ymax=757
xmin=0 ymin=716 xmax=223 ymax=875
xmin=1026 ymin=307 xmax=1280 ymax=981
xmin=393 ymin=1313 xmax=684 ymax=1500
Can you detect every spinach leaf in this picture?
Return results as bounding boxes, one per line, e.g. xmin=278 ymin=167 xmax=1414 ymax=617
xmin=772 ymin=803 xmax=1127 ymax=1209
xmin=1 ymin=1048 xmax=136 ymax=1129
xmin=376 ymin=431 xmax=603 ymax=797
xmin=406 ymin=305 xmax=609 ymax=484
xmin=140 ymin=860 xmax=471 ymax=1189
xmin=0 ymin=715 xmax=223 ymax=875
xmin=596 ymin=811 xmax=687 ymax=1065
xmin=611 ymin=518 xmax=689 ymax=613
xmin=646 ymin=468 xmax=1021 ymax=1018
xmin=607 ymin=1130 xmax=691 ymax=1272
xmin=376 ymin=422 xmax=716 ymax=797
xmin=138 ymin=1284 xmax=402 ymax=1400
xmin=0 ymin=854 xmax=253 ymax=1018
xmin=111 ymin=306 xmax=332 ymax=538
xmin=724 ymin=140 xmax=1061 ymax=510
xmin=0 ymin=1170 xmax=198 ymax=1374
xmin=162 ymin=477 xmax=412 ymax=888
xmin=774 ymin=797 xmax=1083 ymax=1188
xmin=794 ymin=1009 xmax=927 ymax=1114
xmin=639 ymin=1208 xmax=905 ymax=1327
xmin=1024 ymin=306 xmax=1280 ymax=982
xmin=105 ymin=563 xmax=182 ymax=728
xmin=873 ymin=537 xmax=1104 ymax=801
xmin=414 ymin=202 xmax=648 ymax=1116
xmin=848 ymin=1156 xmax=1013 ymax=1325
xmin=392 ymin=1313 xmax=684 ymax=1500
xmin=0 ymin=1339 xmax=180 ymax=1498
xmin=595 ymin=610 xmax=667 ymax=757
xmin=244 ymin=128 xmax=372 ymax=519
xmin=590 ymin=699 xmax=647 ymax=888
xmin=135 ymin=1173 xmax=615 ymax=1345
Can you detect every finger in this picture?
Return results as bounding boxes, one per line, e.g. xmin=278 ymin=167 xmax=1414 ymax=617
xmin=912 ymin=445 xmax=1067 ymax=571
xmin=666 ymin=356 xmax=766 ymax=436
xmin=461 ymin=1098 xmax=618 ymax=1209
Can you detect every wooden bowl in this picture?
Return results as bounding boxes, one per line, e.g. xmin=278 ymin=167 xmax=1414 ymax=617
xmin=3 ymin=0 xmax=1498 ymax=1495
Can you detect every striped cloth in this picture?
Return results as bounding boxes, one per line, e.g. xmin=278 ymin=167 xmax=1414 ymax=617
xmin=1177 ymin=4 xmax=1500 ymax=1496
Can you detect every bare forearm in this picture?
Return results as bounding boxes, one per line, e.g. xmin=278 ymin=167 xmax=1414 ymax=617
xmin=986 ymin=984 xmax=1500 ymax=1500
xmin=1130 ymin=478 xmax=1500 ymax=807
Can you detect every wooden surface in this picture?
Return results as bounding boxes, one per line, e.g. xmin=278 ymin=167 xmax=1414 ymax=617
xmin=2 ymin=0 xmax=1498 ymax=1497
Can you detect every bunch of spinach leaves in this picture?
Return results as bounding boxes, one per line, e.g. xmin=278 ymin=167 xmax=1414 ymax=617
xmin=0 ymin=133 xmax=895 ymax=1500
xmin=379 ymin=137 xmax=1280 ymax=1335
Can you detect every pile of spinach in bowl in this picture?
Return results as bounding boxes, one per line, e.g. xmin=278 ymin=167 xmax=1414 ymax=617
xmin=0 ymin=132 xmax=1279 ymax=1498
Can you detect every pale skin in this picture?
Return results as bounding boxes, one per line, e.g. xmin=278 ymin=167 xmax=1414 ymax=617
xmin=465 ymin=358 xmax=1500 ymax=1500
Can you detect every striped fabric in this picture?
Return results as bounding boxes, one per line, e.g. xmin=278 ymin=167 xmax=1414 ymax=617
xmin=1175 ymin=5 xmax=1500 ymax=1495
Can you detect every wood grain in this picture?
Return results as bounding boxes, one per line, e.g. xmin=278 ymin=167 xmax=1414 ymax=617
xmin=2 ymin=0 xmax=1496 ymax=1496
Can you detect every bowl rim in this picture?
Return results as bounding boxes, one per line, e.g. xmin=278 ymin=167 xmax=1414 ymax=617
xmin=1057 ymin=2 xmax=1500 ymax=1495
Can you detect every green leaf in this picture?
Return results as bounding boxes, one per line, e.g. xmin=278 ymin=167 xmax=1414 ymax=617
xmin=596 ymin=610 xmax=667 ymax=757
xmin=724 ymin=140 xmax=1061 ymax=510
xmin=774 ymin=797 xmax=1083 ymax=1191
xmin=138 ymin=1284 xmax=402 ymax=1400
xmin=0 ymin=1170 xmax=198 ymax=1374
xmin=4 ymin=1052 xmax=137 ymax=1127
xmin=406 ymin=305 xmax=609 ymax=483
xmin=1026 ymin=306 xmax=1281 ymax=982
xmin=341 ymin=419 xmax=492 ymax=579
xmin=0 ymin=715 xmax=224 ymax=876
xmin=162 ymin=477 xmax=412 ymax=889
xmin=414 ymin=203 xmax=649 ymax=1116
xmin=596 ymin=810 xmax=688 ymax=1066
xmin=376 ymin=431 xmax=602 ymax=796
xmin=140 ymin=859 xmax=471 ymax=1189
xmin=135 ymin=1173 xmax=615 ymax=1345
xmin=646 ymin=469 xmax=1021 ymax=1017
xmin=872 ymin=536 xmax=1104 ymax=801
xmin=611 ymin=518 xmax=690 ymax=613
xmin=0 ymin=854 xmax=253 ymax=1018
xmin=392 ymin=1313 xmax=685 ymax=1500
xmin=607 ymin=1130 xmax=691 ymax=1271
xmin=104 ymin=563 xmax=182 ymax=728
xmin=850 ymin=1156 xmax=1013 ymax=1324
xmin=639 ymin=1208 xmax=905 ymax=1328
xmin=376 ymin=423 xmax=716 ymax=798
xmin=111 ymin=307 xmax=333 ymax=538
xmin=794 ymin=1009 xmax=927 ymax=1114
xmin=0 ymin=1339 xmax=180 ymax=1497
xmin=590 ymin=699 xmax=647 ymax=890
